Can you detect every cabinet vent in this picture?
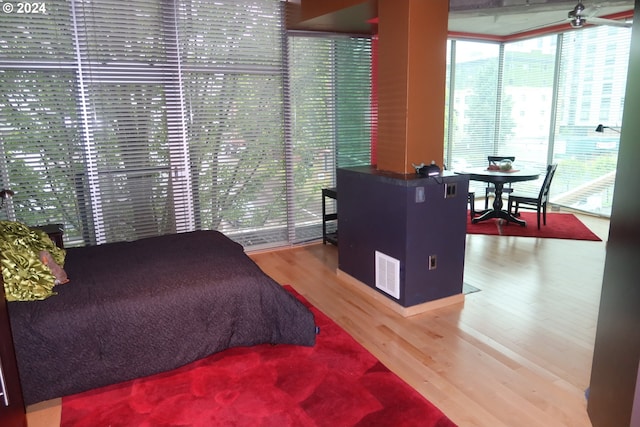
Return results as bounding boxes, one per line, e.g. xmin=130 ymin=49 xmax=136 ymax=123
xmin=375 ymin=251 xmax=400 ymax=299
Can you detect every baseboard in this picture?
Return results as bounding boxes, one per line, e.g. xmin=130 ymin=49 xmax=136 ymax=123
xmin=336 ymin=269 xmax=464 ymax=317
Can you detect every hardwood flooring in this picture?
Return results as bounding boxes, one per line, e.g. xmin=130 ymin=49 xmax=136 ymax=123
xmin=249 ymin=213 xmax=608 ymax=427
xmin=26 ymin=213 xmax=609 ymax=427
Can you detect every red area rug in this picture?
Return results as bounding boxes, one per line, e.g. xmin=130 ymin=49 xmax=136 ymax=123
xmin=466 ymin=212 xmax=601 ymax=241
xmin=61 ymin=287 xmax=456 ymax=427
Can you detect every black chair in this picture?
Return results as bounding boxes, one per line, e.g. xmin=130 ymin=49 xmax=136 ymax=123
xmin=446 ymin=161 xmax=477 ymax=221
xmin=468 ymin=192 xmax=476 ymax=220
xmin=485 ymin=156 xmax=516 ymax=209
xmin=507 ymin=164 xmax=558 ymax=230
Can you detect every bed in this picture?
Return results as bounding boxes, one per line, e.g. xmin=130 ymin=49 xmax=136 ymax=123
xmin=3 ymin=226 xmax=317 ymax=405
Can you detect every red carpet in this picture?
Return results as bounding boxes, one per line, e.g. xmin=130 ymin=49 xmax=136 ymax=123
xmin=466 ymin=212 xmax=601 ymax=241
xmin=61 ymin=287 xmax=456 ymax=427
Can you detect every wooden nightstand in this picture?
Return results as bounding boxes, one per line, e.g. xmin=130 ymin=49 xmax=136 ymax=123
xmin=31 ymin=224 xmax=65 ymax=249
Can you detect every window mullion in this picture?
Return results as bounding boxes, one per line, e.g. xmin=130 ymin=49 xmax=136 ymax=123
xmin=164 ymin=0 xmax=195 ymax=233
xmin=71 ymin=0 xmax=101 ymax=244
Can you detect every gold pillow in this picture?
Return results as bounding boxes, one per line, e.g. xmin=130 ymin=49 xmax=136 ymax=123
xmin=0 ymin=221 xmax=67 ymax=301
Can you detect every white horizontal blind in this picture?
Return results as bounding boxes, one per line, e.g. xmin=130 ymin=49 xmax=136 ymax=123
xmin=333 ymin=37 xmax=372 ymax=169
xmin=552 ymin=26 xmax=630 ymax=215
xmin=287 ymin=34 xmax=371 ymax=243
xmin=73 ymin=0 xmax=180 ymax=244
xmin=1 ymin=0 xmax=289 ymax=248
xmin=0 ymin=1 xmax=87 ymax=244
xmin=446 ymin=40 xmax=500 ymax=196
xmin=499 ymin=36 xmax=558 ymax=195
xmin=0 ymin=69 xmax=84 ymax=231
xmin=0 ymin=0 xmax=75 ymax=61
xmin=178 ymin=0 xmax=287 ymax=248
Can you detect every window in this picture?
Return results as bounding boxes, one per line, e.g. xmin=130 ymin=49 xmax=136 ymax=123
xmin=288 ymin=33 xmax=371 ymax=243
xmin=444 ymin=39 xmax=500 ymax=178
xmin=177 ymin=0 xmax=289 ymax=248
xmin=445 ymin=27 xmax=630 ymax=216
xmin=0 ymin=2 xmax=85 ymax=241
xmin=0 ymin=0 xmax=372 ymax=249
xmin=67 ymin=1 xmax=186 ymax=245
xmin=553 ymin=26 xmax=629 ymax=215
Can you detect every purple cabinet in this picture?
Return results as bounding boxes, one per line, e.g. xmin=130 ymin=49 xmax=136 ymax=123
xmin=337 ymin=166 xmax=468 ymax=307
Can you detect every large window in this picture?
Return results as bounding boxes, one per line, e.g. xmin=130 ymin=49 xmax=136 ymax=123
xmin=0 ymin=0 xmax=372 ymax=249
xmin=5 ymin=2 xmax=621 ymax=249
xmin=445 ymin=40 xmax=500 ymax=174
xmin=446 ymin=27 xmax=630 ymax=215
xmin=288 ymin=34 xmax=372 ymax=244
xmin=552 ymin=26 xmax=629 ymax=215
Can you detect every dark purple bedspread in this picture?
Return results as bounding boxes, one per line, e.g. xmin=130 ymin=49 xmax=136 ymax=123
xmin=7 ymin=230 xmax=316 ymax=405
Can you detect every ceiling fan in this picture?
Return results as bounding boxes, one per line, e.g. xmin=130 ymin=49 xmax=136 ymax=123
xmin=566 ymin=1 xmax=632 ymax=28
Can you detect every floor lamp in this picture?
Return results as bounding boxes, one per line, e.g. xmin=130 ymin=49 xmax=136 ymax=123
xmin=595 ymin=124 xmax=621 ymax=133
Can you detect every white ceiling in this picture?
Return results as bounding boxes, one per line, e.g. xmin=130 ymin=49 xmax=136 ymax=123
xmin=448 ymin=0 xmax=634 ymax=38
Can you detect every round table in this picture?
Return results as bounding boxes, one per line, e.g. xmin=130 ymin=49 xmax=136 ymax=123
xmin=457 ymin=167 xmax=540 ymax=226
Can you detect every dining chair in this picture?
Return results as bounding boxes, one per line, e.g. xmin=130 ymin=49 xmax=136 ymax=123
xmin=485 ymin=156 xmax=516 ymax=209
xmin=468 ymin=192 xmax=476 ymax=220
xmin=445 ymin=161 xmax=477 ymax=221
xmin=507 ymin=163 xmax=558 ymax=229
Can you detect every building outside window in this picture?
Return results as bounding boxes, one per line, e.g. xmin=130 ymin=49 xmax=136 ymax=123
xmin=445 ymin=25 xmax=630 ymax=216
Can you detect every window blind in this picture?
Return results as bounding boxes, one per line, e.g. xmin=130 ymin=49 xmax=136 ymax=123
xmin=0 ymin=69 xmax=84 ymax=233
xmin=498 ymin=35 xmax=558 ymax=195
xmin=552 ymin=26 xmax=630 ymax=215
xmin=177 ymin=0 xmax=287 ymax=248
xmin=0 ymin=1 xmax=86 ymax=243
xmin=334 ymin=38 xmax=373 ymax=169
xmin=287 ymin=34 xmax=371 ymax=244
xmin=1 ymin=0 xmax=291 ymax=248
xmin=446 ymin=40 xmax=500 ymax=195
xmin=1 ymin=0 xmax=373 ymax=249
xmin=72 ymin=0 xmax=180 ymax=244
xmin=0 ymin=0 xmax=75 ymax=61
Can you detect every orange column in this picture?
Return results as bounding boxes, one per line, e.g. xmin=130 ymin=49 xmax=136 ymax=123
xmin=376 ymin=0 xmax=448 ymax=174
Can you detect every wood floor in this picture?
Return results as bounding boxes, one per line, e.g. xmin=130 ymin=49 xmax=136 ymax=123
xmin=26 ymin=213 xmax=609 ymax=427
xmin=250 ymin=213 xmax=608 ymax=427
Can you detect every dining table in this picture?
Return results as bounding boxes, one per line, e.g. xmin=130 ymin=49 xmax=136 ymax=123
xmin=456 ymin=167 xmax=540 ymax=226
